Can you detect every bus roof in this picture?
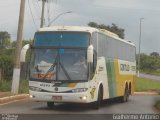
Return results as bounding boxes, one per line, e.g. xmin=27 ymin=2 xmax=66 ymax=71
xmin=99 ymin=29 xmax=136 ymax=47
xmin=38 ymin=26 xmax=98 ymax=33
xmin=38 ymin=26 xmax=135 ymax=47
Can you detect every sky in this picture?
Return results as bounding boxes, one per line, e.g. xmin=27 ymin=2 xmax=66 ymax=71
xmin=0 ymin=0 xmax=160 ymax=54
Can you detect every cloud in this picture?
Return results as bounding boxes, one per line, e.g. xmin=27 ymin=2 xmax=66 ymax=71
xmin=94 ymin=0 xmax=160 ymax=11
xmin=0 ymin=0 xmax=160 ymax=53
xmin=94 ymin=0 xmax=139 ymax=9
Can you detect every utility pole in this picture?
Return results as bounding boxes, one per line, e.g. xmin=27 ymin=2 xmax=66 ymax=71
xmin=138 ymin=18 xmax=144 ymax=77
xmin=40 ymin=0 xmax=47 ymax=28
xmin=11 ymin=0 xmax=26 ymax=94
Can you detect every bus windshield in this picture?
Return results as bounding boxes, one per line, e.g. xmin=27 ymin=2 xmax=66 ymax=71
xmin=30 ymin=48 xmax=88 ymax=81
xmin=33 ymin=32 xmax=90 ymax=47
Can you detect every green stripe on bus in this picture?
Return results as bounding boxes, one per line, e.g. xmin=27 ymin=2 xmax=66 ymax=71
xmin=106 ymin=59 xmax=117 ymax=98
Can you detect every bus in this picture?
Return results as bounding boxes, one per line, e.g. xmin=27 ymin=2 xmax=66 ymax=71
xmin=29 ymin=26 xmax=136 ymax=109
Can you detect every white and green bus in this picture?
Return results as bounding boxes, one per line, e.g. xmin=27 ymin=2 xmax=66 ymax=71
xmin=29 ymin=26 xmax=136 ymax=109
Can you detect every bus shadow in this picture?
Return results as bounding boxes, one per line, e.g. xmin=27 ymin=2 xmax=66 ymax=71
xmin=101 ymin=97 xmax=125 ymax=107
xmin=34 ymin=103 xmax=92 ymax=112
xmin=33 ymin=97 xmax=128 ymax=112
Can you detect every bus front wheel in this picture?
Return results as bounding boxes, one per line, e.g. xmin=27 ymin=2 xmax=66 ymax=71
xmin=47 ymin=102 xmax=54 ymax=108
xmin=92 ymin=86 xmax=103 ymax=109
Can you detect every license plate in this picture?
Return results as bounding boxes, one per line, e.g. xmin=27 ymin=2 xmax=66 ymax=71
xmin=52 ymin=96 xmax=62 ymax=100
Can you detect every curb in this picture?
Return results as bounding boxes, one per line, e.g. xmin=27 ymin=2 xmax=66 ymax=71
xmin=0 ymin=94 xmax=29 ymax=105
xmin=134 ymin=92 xmax=159 ymax=95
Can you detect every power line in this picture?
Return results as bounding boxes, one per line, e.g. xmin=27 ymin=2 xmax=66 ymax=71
xmin=28 ymin=0 xmax=38 ymax=29
xmin=39 ymin=0 xmax=57 ymax=27
xmin=32 ymin=0 xmax=41 ymax=18
xmin=47 ymin=1 xmax=51 ymax=25
xmin=36 ymin=0 xmax=41 ymax=11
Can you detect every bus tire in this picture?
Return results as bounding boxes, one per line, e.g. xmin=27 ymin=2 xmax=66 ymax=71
xmin=47 ymin=102 xmax=54 ymax=108
xmin=93 ymin=86 xmax=103 ymax=109
xmin=129 ymin=83 xmax=131 ymax=95
xmin=120 ymin=86 xmax=129 ymax=103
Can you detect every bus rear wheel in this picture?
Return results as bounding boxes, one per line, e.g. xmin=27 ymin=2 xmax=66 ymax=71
xmin=47 ymin=102 xmax=54 ymax=108
xmin=120 ymin=86 xmax=129 ymax=102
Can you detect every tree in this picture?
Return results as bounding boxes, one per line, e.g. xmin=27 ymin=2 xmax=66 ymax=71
xmin=88 ymin=22 xmax=125 ymax=39
xmin=0 ymin=51 xmax=14 ymax=80
xmin=137 ymin=53 xmax=160 ymax=72
xmin=88 ymin=22 xmax=99 ymax=28
xmin=0 ymin=31 xmax=11 ymax=48
xmin=12 ymin=39 xmax=32 ymax=48
xmin=0 ymin=39 xmax=32 ymax=81
xmin=150 ymin=52 xmax=159 ymax=57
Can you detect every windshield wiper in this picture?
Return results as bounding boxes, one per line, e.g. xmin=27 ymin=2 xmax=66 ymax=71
xmin=42 ymin=54 xmax=58 ymax=81
xmin=57 ymin=50 xmax=71 ymax=80
xmin=42 ymin=49 xmax=71 ymax=81
xmin=59 ymin=60 xmax=71 ymax=80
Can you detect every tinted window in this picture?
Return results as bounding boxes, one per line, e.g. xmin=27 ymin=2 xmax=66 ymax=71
xmin=34 ymin=32 xmax=90 ymax=47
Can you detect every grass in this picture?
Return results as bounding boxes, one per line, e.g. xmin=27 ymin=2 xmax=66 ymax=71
xmin=0 ymin=79 xmax=29 ymax=93
xmin=154 ymin=100 xmax=160 ymax=111
xmin=141 ymin=69 xmax=160 ymax=76
xmin=0 ymin=80 xmax=12 ymax=92
xmin=19 ymin=79 xmax=29 ymax=93
xmin=136 ymin=78 xmax=160 ymax=92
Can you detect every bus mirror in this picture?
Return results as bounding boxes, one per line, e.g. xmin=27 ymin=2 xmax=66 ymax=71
xmin=21 ymin=44 xmax=30 ymax=62
xmin=87 ymin=45 xmax=94 ymax=63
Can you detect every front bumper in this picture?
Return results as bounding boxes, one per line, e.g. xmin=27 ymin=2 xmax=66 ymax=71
xmin=29 ymin=90 xmax=89 ymax=103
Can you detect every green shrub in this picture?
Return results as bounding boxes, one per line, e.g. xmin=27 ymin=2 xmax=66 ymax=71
xmin=0 ymin=80 xmax=11 ymax=92
xmin=0 ymin=52 xmax=14 ymax=80
xmin=0 ymin=79 xmax=29 ymax=93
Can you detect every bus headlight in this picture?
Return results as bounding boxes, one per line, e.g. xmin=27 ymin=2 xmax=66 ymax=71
xmin=72 ymin=88 xmax=88 ymax=93
xmin=81 ymin=96 xmax=87 ymax=100
xmin=29 ymin=86 xmax=42 ymax=92
xmin=29 ymin=95 xmax=33 ymax=98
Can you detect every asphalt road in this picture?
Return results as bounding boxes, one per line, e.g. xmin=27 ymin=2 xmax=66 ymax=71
xmin=140 ymin=73 xmax=160 ymax=81
xmin=0 ymin=95 xmax=159 ymax=120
